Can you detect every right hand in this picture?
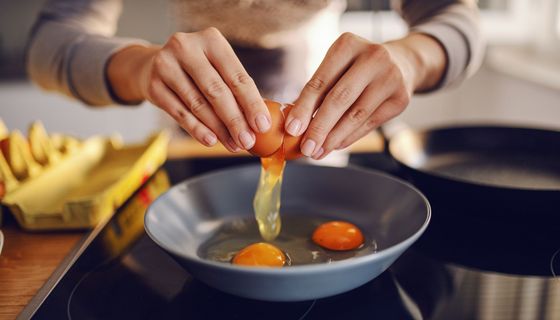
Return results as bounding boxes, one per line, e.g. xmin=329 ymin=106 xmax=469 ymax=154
xmin=110 ymin=28 xmax=271 ymax=152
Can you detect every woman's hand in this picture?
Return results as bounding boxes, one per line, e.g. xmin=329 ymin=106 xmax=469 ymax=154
xmin=108 ymin=28 xmax=271 ymax=152
xmin=284 ymin=32 xmax=446 ymax=159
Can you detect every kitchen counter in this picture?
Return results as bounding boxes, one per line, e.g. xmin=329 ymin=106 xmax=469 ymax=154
xmin=0 ymin=133 xmax=383 ymax=319
xmin=0 ymin=220 xmax=84 ymax=319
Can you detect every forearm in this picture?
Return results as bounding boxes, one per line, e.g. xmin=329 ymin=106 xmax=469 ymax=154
xmin=395 ymin=0 xmax=482 ymax=90
xmin=26 ymin=0 xmax=150 ymax=106
xmin=384 ymin=33 xmax=447 ymax=93
xmin=107 ymin=45 xmax=160 ymax=103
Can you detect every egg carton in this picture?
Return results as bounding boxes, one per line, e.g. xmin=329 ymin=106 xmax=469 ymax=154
xmin=0 ymin=119 xmax=168 ymax=230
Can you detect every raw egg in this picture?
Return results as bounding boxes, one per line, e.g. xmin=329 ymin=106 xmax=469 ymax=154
xmin=232 ymin=242 xmax=286 ymax=267
xmin=312 ymin=221 xmax=365 ymax=251
xmin=249 ymin=99 xmax=303 ymax=160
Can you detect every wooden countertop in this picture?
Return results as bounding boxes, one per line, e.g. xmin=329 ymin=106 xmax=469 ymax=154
xmin=0 ymin=220 xmax=84 ymax=319
xmin=0 ymin=132 xmax=383 ymax=319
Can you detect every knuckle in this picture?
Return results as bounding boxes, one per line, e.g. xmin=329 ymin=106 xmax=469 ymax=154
xmin=203 ymin=79 xmax=228 ymax=100
xmin=230 ymin=71 xmax=254 ymax=89
xmin=307 ymin=122 xmax=327 ymax=138
xmin=328 ymin=86 xmax=353 ymax=105
xmin=244 ymin=99 xmax=264 ymax=113
xmin=168 ymin=32 xmax=187 ymax=51
xmin=365 ymin=44 xmax=389 ymax=62
xmin=331 ymin=32 xmax=365 ymax=56
xmin=168 ymin=32 xmax=182 ymax=44
xmin=175 ymin=108 xmax=187 ymax=121
xmin=152 ymin=52 xmax=167 ymax=70
xmin=170 ymin=107 xmax=186 ymax=121
xmin=305 ymin=77 xmax=327 ymax=92
xmin=366 ymin=116 xmax=381 ymax=130
xmin=202 ymin=27 xmax=222 ymax=39
xmin=347 ymin=107 xmax=368 ymax=124
xmin=227 ymin=115 xmax=246 ymax=130
xmin=338 ymin=32 xmax=356 ymax=46
xmin=185 ymin=95 xmax=207 ymax=115
xmin=170 ymin=32 xmax=186 ymax=41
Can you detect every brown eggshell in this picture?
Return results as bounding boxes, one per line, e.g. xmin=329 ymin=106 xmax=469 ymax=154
xmin=0 ymin=137 xmax=10 ymax=162
xmin=281 ymin=104 xmax=303 ymax=160
xmin=249 ymin=99 xmax=284 ymax=157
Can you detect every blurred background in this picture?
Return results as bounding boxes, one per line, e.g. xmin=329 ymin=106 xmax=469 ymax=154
xmin=1 ymin=0 xmax=559 ymax=142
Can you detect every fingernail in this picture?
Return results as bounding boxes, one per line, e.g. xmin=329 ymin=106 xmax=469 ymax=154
xmin=227 ymin=137 xmax=241 ymax=152
xmin=255 ymin=113 xmax=271 ymax=133
xmin=301 ymin=139 xmax=316 ymax=157
xmin=286 ymin=118 xmax=302 ymax=136
xmin=203 ymin=134 xmax=217 ymax=146
xmin=312 ymin=147 xmax=324 ymax=160
xmin=239 ymin=131 xmax=255 ymax=149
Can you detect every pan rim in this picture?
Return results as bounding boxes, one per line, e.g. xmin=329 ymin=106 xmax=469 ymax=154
xmin=144 ymin=163 xmax=431 ymax=274
xmin=389 ymin=124 xmax=560 ymax=192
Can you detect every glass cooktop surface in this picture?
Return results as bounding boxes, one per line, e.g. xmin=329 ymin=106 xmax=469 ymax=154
xmin=23 ymin=155 xmax=560 ymax=320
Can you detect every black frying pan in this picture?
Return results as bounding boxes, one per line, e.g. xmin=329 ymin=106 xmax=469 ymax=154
xmin=385 ymin=125 xmax=560 ymax=217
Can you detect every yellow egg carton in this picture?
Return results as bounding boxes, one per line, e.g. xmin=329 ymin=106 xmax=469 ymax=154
xmin=0 ymin=119 xmax=168 ymax=230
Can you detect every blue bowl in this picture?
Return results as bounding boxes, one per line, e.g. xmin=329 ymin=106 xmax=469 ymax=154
xmin=145 ymin=163 xmax=430 ymax=301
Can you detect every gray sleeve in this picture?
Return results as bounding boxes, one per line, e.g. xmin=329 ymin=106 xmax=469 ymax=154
xmin=392 ymin=0 xmax=484 ymax=90
xmin=26 ymin=0 xmax=150 ymax=106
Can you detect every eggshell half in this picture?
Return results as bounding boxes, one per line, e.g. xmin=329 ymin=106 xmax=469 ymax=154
xmin=249 ymin=100 xmax=284 ymax=157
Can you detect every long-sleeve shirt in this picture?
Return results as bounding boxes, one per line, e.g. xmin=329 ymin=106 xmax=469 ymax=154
xmin=26 ymin=0 xmax=483 ymax=106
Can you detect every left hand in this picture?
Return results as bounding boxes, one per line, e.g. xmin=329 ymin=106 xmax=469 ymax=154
xmin=284 ymin=32 xmax=442 ymax=159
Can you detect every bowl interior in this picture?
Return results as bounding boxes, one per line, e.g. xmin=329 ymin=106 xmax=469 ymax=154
xmin=145 ymin=163 xmax=429 ymax=269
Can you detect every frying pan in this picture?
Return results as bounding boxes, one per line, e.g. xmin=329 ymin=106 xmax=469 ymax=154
xmin=145 ymin=163 xmax=430 ymax=301
xmin=386 ymin=125 xmax=560 ymax=216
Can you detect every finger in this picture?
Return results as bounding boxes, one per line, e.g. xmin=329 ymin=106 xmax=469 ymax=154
xmin=178 ymin=46 xmax=255 ymax=150
xmin=203 ymin=30 xmax=271 ymax=133
xmin=154 ymin=54 xmax=240 ymax=152
xmin=337 ymin=97 xmax=407 ymax=150
xmin=148 ymin=79 xmax=220 ymax=148
xmin=285 ymin=33 xmax=368 ymax=137
xmin=319 ymin=78 xmax=397 ymax=154
xmin=300 ymin=54 xmax=386 ymax=158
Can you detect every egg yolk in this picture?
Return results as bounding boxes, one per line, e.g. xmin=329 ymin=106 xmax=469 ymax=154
xmin=232 ymin=242 xmax=286 ymax=267
xmin=312 ymin=221 xmax=364 ymax=251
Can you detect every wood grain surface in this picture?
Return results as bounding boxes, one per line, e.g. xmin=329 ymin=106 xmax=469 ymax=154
xmin=0 ymin=220 xmax=84 ymax=319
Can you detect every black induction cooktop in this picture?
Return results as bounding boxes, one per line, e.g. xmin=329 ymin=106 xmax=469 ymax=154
xmin=19 ymin=155 xmax=560 ymax=320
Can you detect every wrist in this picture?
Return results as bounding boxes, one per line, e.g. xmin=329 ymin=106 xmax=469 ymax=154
xmin=384 ymin=33 xmax=447 ymax=93
xmin=107 ymin=45 xmax=160 ymax=103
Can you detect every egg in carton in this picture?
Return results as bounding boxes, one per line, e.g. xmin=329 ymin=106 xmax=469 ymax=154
xmin=0 ymin=119 xmax=168 ymax=231
xmin=0 ymin=119 xmax=87 ymax=229
xmin=0 ymin=120 xmax=82 ymax=195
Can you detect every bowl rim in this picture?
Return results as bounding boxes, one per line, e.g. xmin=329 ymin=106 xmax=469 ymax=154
xmin=144 ymin=163 xmax=431 ymax=275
